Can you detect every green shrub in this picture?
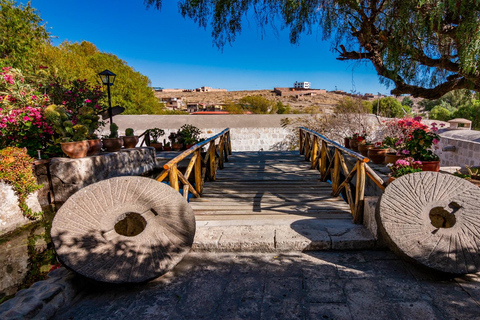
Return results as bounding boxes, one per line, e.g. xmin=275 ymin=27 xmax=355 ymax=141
xmin=0 ymin=147 xmax=43 ymax=219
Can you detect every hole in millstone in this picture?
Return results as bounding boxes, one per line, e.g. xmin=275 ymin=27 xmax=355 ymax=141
xmin=114 ymin=212 xmax=147 ymax=237
xmin=429 ymin=204 xmax=457 ymax=229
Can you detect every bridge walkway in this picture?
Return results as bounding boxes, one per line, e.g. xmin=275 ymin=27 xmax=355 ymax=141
xmin=190 ymin=151 xmax=375 ymax=252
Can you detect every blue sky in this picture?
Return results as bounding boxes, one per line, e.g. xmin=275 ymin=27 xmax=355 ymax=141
xmin=29 ymin=0 xmax=390 ymax=94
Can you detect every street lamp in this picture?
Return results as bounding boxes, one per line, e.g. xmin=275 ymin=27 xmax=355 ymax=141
xmin=98 ymin=69 xmax=116 ymax=124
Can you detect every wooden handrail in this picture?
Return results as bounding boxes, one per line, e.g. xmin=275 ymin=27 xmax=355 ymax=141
xmin=299 ymin=127 xmax=386 ymax=224
xmin=156 ymin=128 xmax=232 ymax=200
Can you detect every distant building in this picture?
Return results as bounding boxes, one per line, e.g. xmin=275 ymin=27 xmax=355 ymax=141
xmin=294 ymin=81 xmax=311 ymax=89
xmin=195 ymin=86 xmax=227 ymax=92
xmin=160 ymin=97 xmax=186 ymax=110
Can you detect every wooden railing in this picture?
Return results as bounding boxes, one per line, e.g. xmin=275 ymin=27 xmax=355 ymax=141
xmin=155 ymin=128 xmax=232 ymax=199
xmin=299 ymin=127 xmax=386 ymax=224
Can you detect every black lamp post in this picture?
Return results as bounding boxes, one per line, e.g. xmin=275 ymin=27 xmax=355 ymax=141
xmin=98 ymin=69 xmax=116 ymax=124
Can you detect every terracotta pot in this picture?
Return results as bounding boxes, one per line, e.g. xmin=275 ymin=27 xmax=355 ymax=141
xmin=384 ymin=152 xmax=403 ymax=165
xmin=60 ymin=140 xmax=89 ymax=159
xmin=163 ymin=146 xmax=172 ymax=151
xmin=349 ymin=138 xmax=358 ymax=151
xmin=122 ymin=136 xmax=139 ymax=149
xmin=172 ymin=143 xmax=183 ymax=151
xmin=420 ymin=160 xmax=440 ymax=172
xmin=387 ymin=174 xmax=396 ymax=185
xmin=358 ymin=144 xmax=374 ymax=157
xmin=150 ymin=142 xmax=163 ymax=151
xmin=367 ymin=148 xmax=388 ymax=164
xmin=86 ymin=139 xmax=102 ymax=156
xmin=344 ymin=138 xmax=350 ymax=149
xmin=102 ymin=137 xmax=124 ymax=152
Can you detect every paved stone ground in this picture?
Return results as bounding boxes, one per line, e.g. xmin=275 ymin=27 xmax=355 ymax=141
xmin=53 ymin=250 xmax=480 ymax=320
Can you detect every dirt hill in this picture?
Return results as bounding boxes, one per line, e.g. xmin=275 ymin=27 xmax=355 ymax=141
xmin=154 ymin=89 xmax=348 ymax=113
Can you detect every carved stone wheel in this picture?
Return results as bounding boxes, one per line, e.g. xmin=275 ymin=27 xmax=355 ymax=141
xmin=51 ymin=176 xmax=196 ymax=283
xmin=378 ymin=172 xmax=480 ymax=274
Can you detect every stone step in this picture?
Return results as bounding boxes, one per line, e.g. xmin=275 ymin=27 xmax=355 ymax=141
xmin=192 ymin=216 xmax=376 ymax=253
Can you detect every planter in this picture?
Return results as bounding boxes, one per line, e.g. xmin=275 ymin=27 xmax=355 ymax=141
xmin=163 ymin=146 xmax=172 ymax=151
xmin=349 ymin=138 xmax=358 ymax=151
xmin=420 ymin=160 xmax=440 ymax=172
xmin=172 ymin=143 xmax=183 ymax=151
xmin=384 ymin=152 xmax=403 ymax=165
xmin=344 ymin=138 xmax=350 ymax=149
xmin=60 ymin=141 xmax=89 ymax=159
xmin=86 ymin=139 xmax=102 ymax=156
xmin=367 ymin=148 xmax=388 ymax=164
xmin=150 ymin=142 xmax=163 ymax=151
xmin=102 ymin=137 xmax=124 ymax=152
xmin=358 ymin=144 xmax=374 ymax=157
xmin=387 ymin=174 xmax=396 ymax=185
xmin=122 ymin=136 xmax=139 ymax=149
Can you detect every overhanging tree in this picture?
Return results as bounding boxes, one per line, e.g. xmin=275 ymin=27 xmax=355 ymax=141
xmin=145 ymin=0 xmax=480 ymax=99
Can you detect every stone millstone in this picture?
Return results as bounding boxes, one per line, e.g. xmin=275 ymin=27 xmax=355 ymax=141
xmin=377 ymin=172 xmax=480 ymax=274
xmin=51 ymin=176 xmax=196 ymax=283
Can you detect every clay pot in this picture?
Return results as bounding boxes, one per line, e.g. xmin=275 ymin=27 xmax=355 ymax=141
xmin=358 ymin=144 xmax=374 ymax=157
xmin=163 ymin=146 xmax=172 ymax=151
xmin=60 ymin=141 xmax=89 ymax=159
xmin=387 ymin=174 xmax=396 ymax=185
xmin=349 ymin=138 xmax=358 ymax=151
xmin=150 ymin=142 xmax=163 ymax=151
xmin=344 ymin=138 xmax=350 ymax=149
xmin=384 ymin=152 xmax=403 ymax=165
xmin=86 ymin=139 xmax=102 ymax=156
xmin=420 ymin=160 xmax=440 ymax=172
xmin=122 ymin=136 xmax=139 ymax=149
xmin=172 ymin=143 xmax=183 ymax=151
xmin=367 ymin=148 xmax=388 ymax=164
xmin=102 ymin=137 xmax=124 ymax=152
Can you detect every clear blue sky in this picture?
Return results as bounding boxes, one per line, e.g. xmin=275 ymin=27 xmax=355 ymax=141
xmin=29 ymin=0 xmax=390 ymax=94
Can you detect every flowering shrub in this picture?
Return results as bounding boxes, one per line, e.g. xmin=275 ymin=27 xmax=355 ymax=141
xmin=0 ymin=147 xmax=43 ymax=219
xmin=352 ymin=131 xmax=367 ymax=142
xmin=403 ymin=122 xmax=441 ymax=161
xmin=0 ymin=67 xmax=54 ymax=157
xmin=387 ymin=157 xmax=423 ymax=178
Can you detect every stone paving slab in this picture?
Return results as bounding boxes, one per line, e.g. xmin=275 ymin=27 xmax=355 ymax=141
xmin=50 ymin=250 xmax=480 ymax=320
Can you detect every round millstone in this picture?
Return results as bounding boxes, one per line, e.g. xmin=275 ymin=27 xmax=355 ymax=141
xmin=378 ymin=172 xmax=480 ymax=274
xmin=51 ymin=176 xmax=196 ymax=283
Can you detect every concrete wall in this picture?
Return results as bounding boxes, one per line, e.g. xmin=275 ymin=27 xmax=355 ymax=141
xmin=112 ymin=114 xmax=308 ymax=152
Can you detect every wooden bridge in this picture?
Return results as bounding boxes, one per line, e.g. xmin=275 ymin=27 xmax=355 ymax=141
xmin=155 ymin=128 xmax=378 ymax=252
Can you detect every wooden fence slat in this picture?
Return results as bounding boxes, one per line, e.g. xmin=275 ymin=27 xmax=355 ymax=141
xmin=353 ymin=161 xmax=365 ymax=224
xmin=169 ymin=164 xmax=179 ymax=192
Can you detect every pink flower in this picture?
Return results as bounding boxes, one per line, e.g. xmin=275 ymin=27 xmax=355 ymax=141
xmin=433 ymin=138 xmax=439 ymax=145
xmin=85 ymin=99 xmax=91 ymax=103
xmin=23 ymin=116 xmax=30 ymax=121
xmin=413 ymin=116 xmax=422 ymax=122
xmin=401 ymin=150 xmax=410 ymax=155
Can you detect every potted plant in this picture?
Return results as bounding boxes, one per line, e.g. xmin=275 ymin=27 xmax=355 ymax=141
xmin=163 ymin=141 xmax=172 ymax=151
xmin=344 ymin=136 xmax=352 ymax=148
xmin=402 ymin=122 xmax=441 ymax=171
xmin=102 ymin=123 xmax=124 ymax=152
xmin=350 ymin=132 xmax=366 ymax=151
xmin=179 ymin=124 xmax=202 ymax=149
xmin=367 ymin=142 xmax=389 ymax=164
xmin=454 ymin=166 xmax=480 ymax=188
xmin=122 ymin=128 xmax=139 ymax=149
xmin=148 ymin=128 xmax=165 ymax=151
xmin=169 ymin=131 xmax=183 ymax=151
xmin=382 ymin=136 xmax=403 ymax=164
xmin=44 ymin=104 xmax=90 ymax=158
xmin=386 ymin=157 xmax=422 ymax=184
xmin=358 ymin=141 xmax=374 ymax=157
xmin=76 ymin=103 xmax=104 ymax=156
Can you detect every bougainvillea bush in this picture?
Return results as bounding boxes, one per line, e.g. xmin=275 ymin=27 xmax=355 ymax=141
xmin=0 ymin=67 xmax=53 ymax=157
xmin=0 ymin=147 xmax=43 ymax=218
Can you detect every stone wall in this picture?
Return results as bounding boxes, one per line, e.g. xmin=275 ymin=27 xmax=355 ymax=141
xmin=34 ymin=147 xmax=163 ymax=206
xmin=113 ymin=114 xmax=306 ymax=152
xmin=437 ymin=130 xmax=480 ymax=168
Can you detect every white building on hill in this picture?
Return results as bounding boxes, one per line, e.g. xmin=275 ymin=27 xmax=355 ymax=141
xmin=294 ymin=81 xmax=311 ymax=89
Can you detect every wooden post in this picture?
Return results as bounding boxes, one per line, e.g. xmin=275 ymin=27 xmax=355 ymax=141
xmin=169 ymin=164 xmax=179 ymax=192
xmin=310 ymin=136 xmax=318 ymax=169
xmin=304 ymin=134 xmax=310 ymax=161
xmin=320 ymin=141 xmax=327 ymax=178
xmin=353 ymin=161 xmax=365 ymax=224
xmin=209 ymin=141 xmax=216 ymax=181
xmin=331 ymin=149 xmax=341 ymax=195
xmin=194 ymin=149 xmax=203 ymax=194
xmin=227 ymin=131 xmax=232 ymax=155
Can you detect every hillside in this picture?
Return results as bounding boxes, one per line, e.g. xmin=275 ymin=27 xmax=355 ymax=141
xmin=154 ymin=89 xmax=348 ymax=113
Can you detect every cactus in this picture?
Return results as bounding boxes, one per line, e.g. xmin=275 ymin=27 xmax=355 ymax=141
xmin=125 ymin=128 xmax=134 ymax=136
xmin=109 ymin=123 xmax=119 ymax=138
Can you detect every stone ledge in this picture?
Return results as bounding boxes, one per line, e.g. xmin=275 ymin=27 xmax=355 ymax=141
xmin=0 ymin=268 xmax=84 ymax=320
